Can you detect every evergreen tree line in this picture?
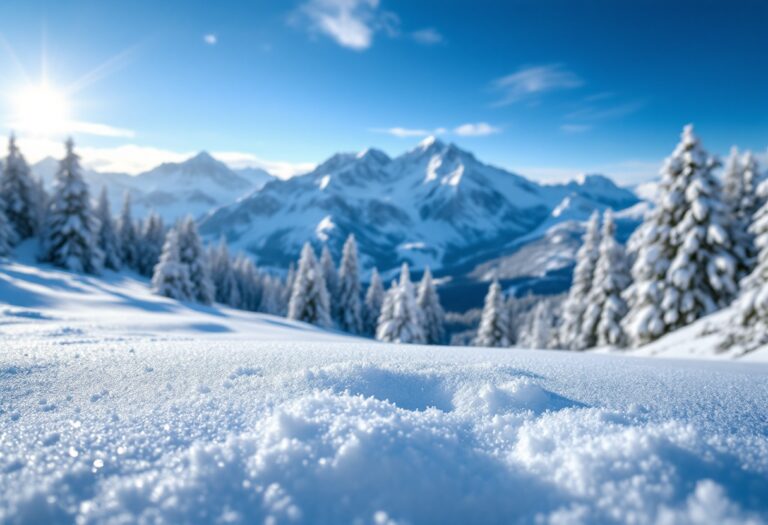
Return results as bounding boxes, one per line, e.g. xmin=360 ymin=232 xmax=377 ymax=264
xmin=0 ymin=136 xmax=448 ymax=343
xmin=474 ymin=125 xmax=768 ymax=352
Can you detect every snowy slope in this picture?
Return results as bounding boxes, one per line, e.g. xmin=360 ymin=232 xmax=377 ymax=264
xmin=32 ymin=153 xmax=275 ymax=223
xmin=1 ymin=259 xmax=768 ymax=524
xmin=199 ymin=137 xmax=638 ymax=273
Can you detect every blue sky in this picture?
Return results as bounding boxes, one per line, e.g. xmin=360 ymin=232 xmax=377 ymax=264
xmin=0 ymin=0 xmax=765 ymax=183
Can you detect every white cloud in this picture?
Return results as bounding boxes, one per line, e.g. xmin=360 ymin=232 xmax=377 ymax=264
xmin=492 ymin=64 xmax=583 ymax=106
xmin=412 ymin=28 xmax=444 ymax=45
xmin=560 ymin=124 xmax=592 ymax=134
xmin=213 ymin=151 xmax=316 ymax=179
xmin=295 ymin=0 xmax=398 ymax=51
xmin=8 ymin=120 xmax=135 ymax=139
xmin=14 ymin=137 xmax=313 ymax=178
xmin=371 ymin=127 xmax=444 ymax=138
xmin=453 ymin=122 xmax=501 ymax=137
xmin=203 ymin=34 xmax=217 ymax=45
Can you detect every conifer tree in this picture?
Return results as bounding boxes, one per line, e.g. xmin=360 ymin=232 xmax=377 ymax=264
xmin=176 ymin=216 xmax=215 ymax=305
xmin=288 ymin=243 xmax=332 ymax=327
xmin=136 ymin=213 xmax=165 ymax=277
xmin=363 ymin=268 xmax=385 ymax=336
xmin=258 ymin=274 xmax=283 ymax=315
xmin=375 ymin=263 xmax=425 ymax=344
xmin=623 ymin=125 xmax=744 ymax=345
xmin=518 ymin=300 xmax=557 ymax=349
xmin=474 ymin=278 xmax=511 ymax=347
xmin=417 ymin=267 xmax=446 ymax=344
xmin=152 ymin=228 xmax=192 ymax=301
xmin=95 ymin=187 xmax=122 ymax=271
xmin=725 ymin=178 xmax=768 ymax=350
xmin=336 ymin=234 xmax=363 ymax=333
xmin=118 ymin=192 xmax=139 ymax=269
xmin=559 ymin=211 xmax=601 ymax=350
xmin=580 ymin=209 xmax=630 ymax=347
xmin=280 ymin=262 xmax=297 ymax=315
xmin=39 ymin=139 xmax=103 ymax=274
xmin=1 ymin=135 xmax=36 ymax=240
xmin=209 ymin=237 xmax=240 ymax=307
xmin=232 ymin=253 xmax=262 ymax=311
xmin=320 ymin=245 xmax=339 ymax=310
xmin=0 ymin=201 xmax=17 ymax=256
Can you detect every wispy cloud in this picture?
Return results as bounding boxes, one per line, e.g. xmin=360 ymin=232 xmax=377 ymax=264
xmin=491 ymin=64 xmax=583 ymax=106
xmin=565 ymin=100 xmax=644 ymax=121
xmin=203 ymin=34 xmax=217 ymax=45
xmin=371 ymin=127 xmax=445 ymax=138
xmin=8 ymin=120 xmax=136 ymax=139
xmin=411 ymin=28 xmax=444 ymax=45
xmin=453 ymin=122 xmax=501 ymax=136
xmin=293 ymin=0 xmax=398 ymax=51
xmin=560 ymin=123 xmax=592 ymax=134
xmin=14 ymin=137 xmax=313 ymax=178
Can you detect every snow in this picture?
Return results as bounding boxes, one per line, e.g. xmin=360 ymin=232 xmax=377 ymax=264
xmin=2 ymin=257 xmax=768 ymax=523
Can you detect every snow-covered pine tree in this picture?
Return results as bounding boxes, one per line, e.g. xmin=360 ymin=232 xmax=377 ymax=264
xmin=363 ymin=268 xmax=385 ymax=336
xmin=0 ymin=201 xmax=17 ymax=256
xmin=474 ymin=278 xmax=511 ymax=348
xmin=280 ymin=262 xmax=297 ymax=315
xmin=559 ymin=211 xmax=601 ymax=350
xmin=136 ymin=212 xmax=165 ymax=277
xmin=118 ymin=192 xmax=139 ymax=269
xmin=31 ymin=174 xmax=48 ymax=235
xmin=580 ymin=209 xmax=630 ymax=347
xmin=623 ymin=125 xmax=744 ymax=346
xmin=1 ymin=135 xmax=36 ymax=240
xmin=376 ymin=278 xmax=398 ymax=338
xmin=95 ymin=187 xmax=122 ymax=271
xmin=152 ymin=228 xmax=192 ymax=301
xmin=723 ymin=148 xmax=762 ymax=269
xmin=375 ymin=263 xmax=425 ymax=344
xmin=232 ymin=253 xmax=262 ymax=311
xmin=518 ymin=300 xmax=557 ymax=349
xmin=336 ymin=234 xmax=363 ymax=333
xmin=723 ymin=146 xmax=743 ymax=213
xmin=209 ymin=237 xmax=240 ymax=307
xmin=417 ymin=267 xmax=446 ymax=345
xmin=39 ymin=138 xmax=103 ymax=274
xmin=258 ymin=274 xmax=283 ymax=315
xmin=288 ymin=242 xmax=332 ymax=327
xmin=176 ymin=216 xmax=215 ymax=305
xmin=725 ymin=178 xmax=768 ymax=350
xmin=320 ymin=245 xmax=339 ymax=312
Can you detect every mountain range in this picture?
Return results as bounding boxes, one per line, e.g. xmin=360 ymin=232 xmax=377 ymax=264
xmin=199 ymin=136 xmax=639 ymax=275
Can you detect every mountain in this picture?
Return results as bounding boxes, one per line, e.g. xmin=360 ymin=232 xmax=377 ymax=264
xmin=32 ymin=152 xmax=275 ymax=222
xmin=199 ymin=137 xmax=639 ymax=274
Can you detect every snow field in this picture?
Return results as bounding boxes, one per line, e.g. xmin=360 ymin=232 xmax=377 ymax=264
xmin=2 ymin=337 xmax=767 ymax=524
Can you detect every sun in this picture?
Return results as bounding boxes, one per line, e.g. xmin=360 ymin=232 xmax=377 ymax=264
xmin=11 ymin=83 xmax=71 ymax=135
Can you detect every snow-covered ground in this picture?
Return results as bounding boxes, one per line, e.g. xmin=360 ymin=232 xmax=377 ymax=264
xmin=1 ymin=259 xmax=768 ymax=524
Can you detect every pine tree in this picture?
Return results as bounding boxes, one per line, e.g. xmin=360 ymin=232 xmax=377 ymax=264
xmin=474 ymin=278 xmax=511 ymax=347
xmin=118 ymin=192 xmax=139 ymax=269
xmin=209 ymin=237 xmax=240 ymax=307
xmin=31 ymin=174 xmax=48 ymax=235
xmin=726 ymin=178 xmax=768 ymax=350
xmin=232 ymin=254 xmax=262 ymax=311
xmin=288 ymin=243 xmax=332 ymax=327
xmin=580 ymin=209 xmax=630 ymax=347
xmin=518 ymin=300 xmax=557 ymax=349
xmin=39 ymin=138 xmax=103 ymax=274
xmin=280 ymin=262 xmax=297 ymax=315
xmin=376 ymin=263 xmax=425 ymax=344
xmin=1 ymin=135 xmax=36 ymax=240
xmin=723 ymin=148 xmax=762 ymax=269
xmin=136 ymin=212 xmax=165 ymax=277
xmin=417 ymin=267 xmax=446 ymax=344
xmin=176 ymin=216 xmax=215 ymax=305
xmin=95 ymin=187 xmax=122 ymax=271
xmin=559 ymin=211 xmax=601 ymax=350
xmin=363 ymin=268 xmax=385 ymax=336
xmin=0 ymin=202 xmax=18 ymax=256
xmin=258 ymin=274 xmax=283 ymax=315
xmin=152 ymin=228 xmax=192 ymax=301
xmin=320 ymin=245 xmax=339 ymax=312
xmin=623 ymin=125 xmax=744 ymax=346
xmin=336 ymin=234 xmax=363 ymax=333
